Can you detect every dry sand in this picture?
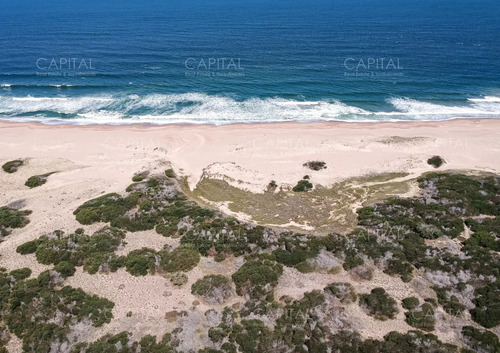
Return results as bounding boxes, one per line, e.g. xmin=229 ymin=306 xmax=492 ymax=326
xmin=1 ymin=118 xmax=499 ymax=345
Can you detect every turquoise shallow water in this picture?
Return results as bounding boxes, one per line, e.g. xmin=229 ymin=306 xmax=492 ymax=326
xmin=0 ymin=0 xmax=499 ymax=125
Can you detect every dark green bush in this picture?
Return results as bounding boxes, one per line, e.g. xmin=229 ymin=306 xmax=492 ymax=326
xmin=16 ymin=240 xmax=40 ymax=254
xmin=132 ymin=171 xmax=148 ymax=182
xmin=165 ymin=169 xmax=176 ymax=178
xmin=402 ymin=297 xmax=419 ymax=310
xmin=303 ymin=161 xmax=326 ymax=171
xmin=191 ymin=275 xmax=233 ymax=304
xmin=155 ymin=223 xmax=177 ymax=237
xmin=292 ymin=179 xmax=313 ymax=192
xmin=17 ymin=227 xmax=125 ymax=277
xmin=54 ymin=261 xmax=76 ymax=278
xmin=471 ymin=281 xmax=500 ymax=328
xmin=461 ymin=326 xmax=499 ymax=353
xmin=9 ymin=268 xmax=32 ymax=281
xmin=359 ymin=288 xmax=398 ymax=320
xmin=427 ymin=156 xmax=445 ymax=168
xmin=232 ymin=260 xmax=283 ymax=299
xmin=0 ymin=207 xmax=31 ymax=238
xmin=160 ymin=244 xmax=200 ymax=273
xmin=405 ymin=303 xmax=435 ymax=331
xmin=125 ymin=248 xmax=158 ymax=276
xmin=25 ymin=173 xmax=53 ymax=188
xmin=324 ymin=282 xmax=357 ymax=304
xmin=2 ymin=159 xmax=23 ymax=173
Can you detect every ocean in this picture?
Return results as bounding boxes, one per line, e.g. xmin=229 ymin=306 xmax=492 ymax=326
xmin=0 ymin=0 xmax=499 ymax=125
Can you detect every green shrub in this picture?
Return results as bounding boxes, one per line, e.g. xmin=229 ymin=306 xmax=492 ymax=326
xmin=160 ymin=244 xmax=200 ymax=273
xmin=405 ymin=303 xmax=435 ymax=331
xmin=125 ymin=248 xmax=158 ymax=276
xmin=165 ymin=169 xmax=176 ymax=178
xmin=402 ymin=297 xmax=419 ymax=310
xmin=191 ymin=275 xmax=233 ymax=304
xmin=17 ymin=227 xmax=126 ymax=276
xmin=155 ymin=223 xmax=177 ymax=237
xmin=53 ymin=261 xmax=76 ymax=278
xmin=471 ymin=281 xmax=500 ymax=328
xmin=0 ymin=207 xmax=31 ymax=238
xmin=292 ymin=179 xmax=313 ymax=192
xmin=170 ymin=272 xmax=188 ymax=286
xmin=232 ymin=260 xmax=283 ymax=299
xmin=73 ymin=193 xmax=131 ymax=225
xmin=273 ymin=248 xmax=308 ymax=267
xmin=324 ymin=282 xmax=357 ymax=304
xmin=359 ymin=288 xmax=398 ymax=320
xmin=461 ymin=326 xmax=500 ymax=353
xmin=303 ymin=161 xmax=326 ymax=171
xmin=25 ymin=173 xmax=54 ymax=188
xmin=343 ymin=254 xmax=364 ymax=270
xmin=9 ymin=268 xmax=32 ymax=281
xmin=16 ymin=240 xmax=40 ymax=254
xmin=132 ymin=171 xmax=148 ymax=182
xmin=427 ymin=156 xmax=445 ymax=168
xmin=2 ymin=159 xmax=23 ymax=173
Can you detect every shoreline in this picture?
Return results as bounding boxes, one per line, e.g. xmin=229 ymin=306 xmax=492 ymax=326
xmin=0 ymin=116 xmax=497 ymax=131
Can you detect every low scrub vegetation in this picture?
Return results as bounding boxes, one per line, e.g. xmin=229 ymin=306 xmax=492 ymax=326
xmin=1 ymin=159 xmax=23 ymax=173
xmin=191 ymin=275 xmax=233 ymax=304
xmin=292 ymin=179 xmax=313 ymax=192
xmin=25 ymin=173 xmax=54 ymax=188
xmin=359 ymin=287 xmax=398 ymax=320
xmin=427 ymin=155 xmax=445 ymax=168
xmin=303 ymin=161 xmax=326 ymax=171
xmin=0 ymin=206 xmax=31 ymax=238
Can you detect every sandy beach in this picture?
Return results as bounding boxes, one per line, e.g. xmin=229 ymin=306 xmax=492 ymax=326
xmin=1 ymin=118 xmax=500 ymax=349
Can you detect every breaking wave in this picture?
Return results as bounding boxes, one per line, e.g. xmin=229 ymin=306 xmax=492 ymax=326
xmin=0 ymin=93 xmax=499 ymax=125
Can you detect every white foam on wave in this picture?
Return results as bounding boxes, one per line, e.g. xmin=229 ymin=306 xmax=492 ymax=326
xmin=468 ymin=96 xmax=500 ymax=103
xmin=1 ymin=93 xmax=500 ymax=125
xmin=0 ymin=96 xmax=114 ymax=115
xmin=388 ymin=97 xmax=500 ymax=117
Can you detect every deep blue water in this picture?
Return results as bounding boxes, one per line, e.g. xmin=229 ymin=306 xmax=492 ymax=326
xmin=0 ymin=0 xmax=499 ymax=124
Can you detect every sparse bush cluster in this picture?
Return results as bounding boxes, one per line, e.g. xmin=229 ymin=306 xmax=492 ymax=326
xmin=0 ymin=206 xmax=31 ymax=238
xmin=0 ymin=268 xmax=114 ymax=352
xmin=17 ymin=228 xmax=200 ymax=278
xmin=17 ymin=227 xmax=125 ymax=276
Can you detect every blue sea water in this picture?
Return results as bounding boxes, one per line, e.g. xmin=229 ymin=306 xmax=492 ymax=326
xmin=0 ymin=0 xmax=499 ymax=125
